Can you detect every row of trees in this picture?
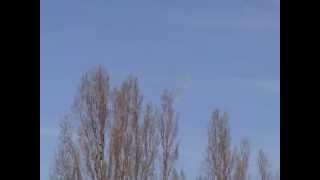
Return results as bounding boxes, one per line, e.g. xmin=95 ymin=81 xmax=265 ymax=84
xmin=50 ymin=66 xmax=279 ymax=180
xmin=197 ymin=110 xmax=279 ymax=180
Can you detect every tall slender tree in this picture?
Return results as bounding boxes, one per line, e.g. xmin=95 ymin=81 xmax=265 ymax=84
xmin=140 ymin=103 xmax=159 ymax=180
xmin=257 ymin=150 xmax=271 ymax=180
xmin=159 ymin=90 xmax=179 ymax=180
xmin=203 ymin=110 xmax=233 ymax=180
xmin=50 ymin=118 xmax=82 ymax=180
xmin=233 ymin=139 xmax=250 ymax=180
xmin=50 ymin=66 xmax=278 ymax=180
xmin=73 ymin=66 xmax=110 ymax=180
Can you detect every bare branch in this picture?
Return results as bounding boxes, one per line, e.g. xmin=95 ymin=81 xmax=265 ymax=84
xmin=159 ymin=90 xmax=179 ymax=180
xmin=233 ymin=139 xmax=250 ymax=180
xmin=203 ymin=110 xmax=233 ymax=180
xmin=257 ymin=149 xmax=271 ymax=180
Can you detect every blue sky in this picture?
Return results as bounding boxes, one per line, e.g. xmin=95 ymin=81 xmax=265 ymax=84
xmin=41 ymin=0 xmax=279 ymax=179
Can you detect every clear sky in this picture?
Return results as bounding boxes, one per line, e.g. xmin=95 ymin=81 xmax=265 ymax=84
xmin=40 ymin=0 xmax=279 ymax=179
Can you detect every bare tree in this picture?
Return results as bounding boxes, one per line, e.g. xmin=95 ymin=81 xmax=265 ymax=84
xmin=172 ymin=169 xmax=180 ymax=180
xmin=171 ymin=169 xmax=186 ymax=180
xmin=140 ymin=103 xmax=159 ymax=180
xmin=109 ymin=81 xmax=131 ymax=180
xmin=159 ymin=90 xmax=179 ymax=180
xmin=203 ymin=110 xmax=233 ymax=180
xmin=180 ymin=170 xmax=186 ymax=180
xmin=233 ymin=139 xmax=250 ymax=180
xmin=50 ymin=66 xmax=279 ymax=180
xmin=257 ymin=150 xmax=271 ymax=180
xmin=108 ymin=76 xmax=145 ymax=180
xmin=128 ymin=77 xmax=143 ymax=180
xmin=73 ymin=66 xmax=110 ymax=180
xmin=50 ymin=118 xmax=82 ymax=180
xmin=196 ymin=175 xmax=205 ymax=180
